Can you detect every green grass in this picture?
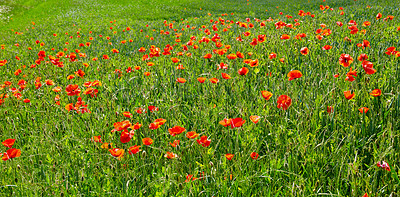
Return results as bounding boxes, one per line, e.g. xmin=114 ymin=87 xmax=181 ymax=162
xmin=0 ymin=0 xmax=400 ymax=196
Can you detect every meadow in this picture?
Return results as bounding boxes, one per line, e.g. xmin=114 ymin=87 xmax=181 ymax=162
xmin=0 ymin=0 xmax=400 ymax=196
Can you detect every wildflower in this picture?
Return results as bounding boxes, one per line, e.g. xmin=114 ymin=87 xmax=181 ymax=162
xmin=277 ymin=95 xmax=292 ymax=110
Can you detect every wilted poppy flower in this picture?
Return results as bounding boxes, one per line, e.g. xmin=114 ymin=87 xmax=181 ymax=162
xmin=225 ymin=153 xmax=234 ymax=160
xmin=196 ymin=135 xmax=211 ymax=147
xmin=109 ymin=148 xmax=124 ymax=159
xmin=327 ymin=106 xmax=333 ymax=113
xmin=65 ymin=84 xmax=81 ymax=96
xmin=176 ymin=78 xmax=186 ymax=83
xmin=2 ymin=148 xmax=21 ymax=161
xmin=142 ymin=138 xmax=153 ymax=145
xmin=300 ymin=47 xmax=309 ymax=55
xmin=123 ymin=111 xmax=133 ymax=118
xmin=339 ymin=54 xmax=353 ymax=67
xmin=362 ymin=61 xmax=376 ymax=75
xmin=344 ymin=90 xmax=355 ymax=100
xmin=377 ymin=161 xmax=390 ymax=171
xmin=250 ymin=115 xmax=260 ymax=124
xmin=345 ymin=67 xmax=357 ymax=82
xmin=186 ymin=131 xmax=199 ymax=139
xmin=101 ymin=142 xmax=113 ymax=149
xmin=209 ymin=78 xmax=219 ymax=84
xmin=287 ymin=70 xmax=302 ymax=81
xmin=261 ymin=91 xmax=273 ymax=100
xmin=250 ymin=152 xmax=259 ymax=160
xmin=169 ymin=140 xmax=180 ymax=147
xmin=169 ymin=126 xmax=186 ymax=136
xmin=238 ymin=67 xmax=249 ymax=75
xmin=370 ymin=89 xmax=382 ymax=97
xmin=185 ymin=174 xmax=198 ymax=182
xmin=277 ymin=95 xmax=292 ymax=110
xmin=2 ymin=139 xmax=15 ymax=148
xmin=359 ymin=107 xmax=369 ymax=113
xmin=164 ymin=152 xmax=178 ymax=159
xmin=230 ymin=118 xmax=245 ymax=128
xmin=128 ymin=145 xmax=141 ymax=155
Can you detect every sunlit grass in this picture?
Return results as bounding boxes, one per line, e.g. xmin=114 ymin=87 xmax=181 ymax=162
xmin=0 ymin=0 xmax=399 ymax=196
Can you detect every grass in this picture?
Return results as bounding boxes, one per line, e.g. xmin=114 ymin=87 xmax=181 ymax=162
xmin=0 ymin=0 xmax=400 ymax=196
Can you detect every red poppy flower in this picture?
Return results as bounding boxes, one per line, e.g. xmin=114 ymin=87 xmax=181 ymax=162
xmin=120 ymin=130 xmax=135 ymax=143
xmin=197 ymin=77 xmax=206 ymax=83
xmin=250 ymin=115 xmax=260 ymax=124
xmin=322 ymin=45 xmax=332 ymax=50
xmin=164 ymin=152 xmax=178 ymax=159
xmin=370 ymin=89 xmax=382 ymax=97
xmin=149 ymin=122 xmax=161 ymax=130
xmin=186 ymin=131 xmax=199 ymax=139
xmin=344 ymin=90 xmax=355 ymax=100
xmin=219 ymin=118 xmax=232 ymax=127
xmin=123 ymin=111 xmax=133 ymax=118
xmin=171 ymin=57 xmax=180 ymax=63
xmin=2 ymin=139 xmax=15 ymax=148
xmin=250 ymin=152 xmax=259 ymax=160
xmin=91 ymin=135 xmax=102 ymax=143
xmin=377 ymin=161 xmax=390 ymax=171
xmin=176 ymin=78 xmax=187 ymax=83
xmin=358 ymin=54 xmax=368 ymax=61
xmin=300 ymin=47 xmax=309 ymax=55
xmin=238 ymin=67 xmax=249 ymax=75
xmin=362 ymin=61 xmax=376 ymax=75
xmin=111 ymin=120 xmax=131 ymax=132
xmin=221 ymin=73 xmax=231 ymax=79
xmin=359 ymin=107 xmax=369 ymax=114
xmin=376 ymin=13 xmax=382 ymax=20
xmin=230 ymin=118 xmax=245 ymax=128
xmin=249 ymin=59 xmax=259 ymax=67
xmin=196 ymin=135 xmax=211 ymax=147
xmin=169 ymin=140 xmax=180 ymax=147
xmin=225 ymin=153 xmax=234 ymax=160
xmin=109 ymin=148 xmax=124 ymax=159
xmin=154 ymin=118 xmax=167 ymax=125
xmin=128 ymin=145 xmax=141 ymax=155
xmin=339 ymin=54 xmax=353 ymax=67
xmin=2 ymin=148 xmax=21 ymax=161
xmin=65 ymin=84 xmax=81 ymax=96
xmin=280 ymin=34 xmax=290 ymax=40
xmin=148 ymin=106 xmax=159 ymax=112
xmin=209 ymin=78 xmax=219 ymax=84
xmin=203 ymin=53 xmax=212 ymax=59
xmin=169 ymin=126 xmax=186 ymax=136
xmin=261 ymin=91 xmax=273 ymax=100
xmin=142 ymin=138 xmax=154 ymax=145
xmin=277 ymin=95 xmax=292 ymax=110
xmin=287 ymin=70 xmax=302 ymax=81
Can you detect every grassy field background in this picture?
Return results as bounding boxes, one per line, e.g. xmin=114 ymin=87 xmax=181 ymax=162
xmin=1 ymin=0 xmax=400 ymax=196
